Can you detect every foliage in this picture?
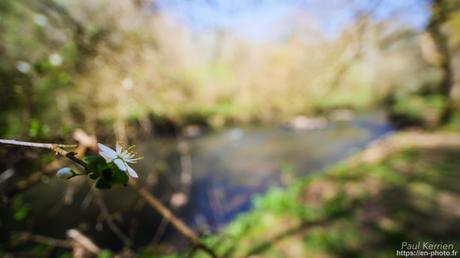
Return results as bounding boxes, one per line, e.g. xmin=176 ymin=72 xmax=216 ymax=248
xmin=56 ymin=144 xmax=135 ymax=189
xmin=190 ymin=141 xmax=460 ymax=257
xmin=98 ymin=250 xmax=112 ymax=258
xmin=84 ymin=155 xmax=129 ymax=189
xmin=11 ymin=195 xmax=31 ymax=221
xmin=0 ymin=0 xmax=453 ymax=140
xmin=388 ymin=93 xmax=447 ymax=128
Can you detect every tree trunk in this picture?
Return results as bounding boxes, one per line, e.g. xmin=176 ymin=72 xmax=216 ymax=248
xmin=426 ymin=0 xmax=457 ymax=124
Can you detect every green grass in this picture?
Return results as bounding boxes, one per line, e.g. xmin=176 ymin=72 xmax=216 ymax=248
xmin=184 ymin=142 xmax=460 ymax=258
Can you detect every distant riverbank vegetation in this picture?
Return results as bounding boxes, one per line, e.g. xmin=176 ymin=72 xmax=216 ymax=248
xmin=2 ymin=1 xmax=460 ymax=258
xmin=182 ymin=132 xmax=460 ymax=258
xmin=2 ymin=0 xmax=459 ymax=141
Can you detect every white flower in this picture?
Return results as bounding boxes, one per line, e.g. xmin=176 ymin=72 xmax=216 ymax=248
xmin=56 ymin=167 xmax=74 ymax=179
xmin=97 ymin=143 xmax=141 ymax=178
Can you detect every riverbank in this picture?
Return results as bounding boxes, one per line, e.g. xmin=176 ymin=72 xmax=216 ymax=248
xmin=165 ymin=131 xmax=460 ymax=258
xmin=0 ymin=110 xmax=392 ymax=256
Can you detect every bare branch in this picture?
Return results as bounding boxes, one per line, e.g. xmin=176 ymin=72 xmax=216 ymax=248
xmin=0 ymin=139 xmax=76 ymax=149
xmin=67 ymin=229 xmax=101 ymax=256
xmin=0 ymin=137 xmax=219 ymax=257
xmin=93 ymin=190 xmax=132 ymax=247
xmin=19 ymin=232 xmax=73 ymax=249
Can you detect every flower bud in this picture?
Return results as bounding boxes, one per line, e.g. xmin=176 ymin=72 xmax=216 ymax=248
xmin=56 ymin=167 xmax=74 ymax=179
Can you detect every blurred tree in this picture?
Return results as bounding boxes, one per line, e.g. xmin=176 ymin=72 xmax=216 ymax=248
xmin=426 ymin=0 xmax=460 ymax=123
xmin=1 ymin=0 xmax=454 ymax=138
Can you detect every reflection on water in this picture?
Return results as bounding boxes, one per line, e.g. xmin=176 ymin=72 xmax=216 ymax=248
xmin=152 ymin=110 xmax=392 ymax=232
xmin=2 ymin=110 xmax=393 ymax=250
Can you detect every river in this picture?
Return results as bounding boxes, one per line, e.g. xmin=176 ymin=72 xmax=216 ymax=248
xmin=1 ymin=109 xmax=393 ymax=251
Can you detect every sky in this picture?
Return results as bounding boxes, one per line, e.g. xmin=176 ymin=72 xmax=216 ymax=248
xmin=155 ymin=0 xmax=431 ymax=41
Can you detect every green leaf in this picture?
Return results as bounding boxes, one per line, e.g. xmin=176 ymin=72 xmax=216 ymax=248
xmin=111 ymin=168 xmax=129 ymax=185
xmin=12 ymin=196 xmax=30 ymax=221
xmin=95 ymin=178 xmax=112 ymax=189
xmin=14 ymin=208 xmax=29 ymax=221
xmin=85 ymin=156 xmax=129 ymax=188
xmin=98 ymin=250 xmax=112 ymax=258
xmin=84 ymin=155 xmax=107 ymax=177
xmin=101 ymin=166 xmax=113 ymax=179
xmin=89 ymin=172 xmax=99 ymax=180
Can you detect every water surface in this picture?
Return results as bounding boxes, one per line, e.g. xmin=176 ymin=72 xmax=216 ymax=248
xmin=1 ymin=110 xmax=393 ymax=251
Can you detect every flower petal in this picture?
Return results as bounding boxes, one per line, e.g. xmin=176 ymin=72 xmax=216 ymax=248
xmin=97 ymin=143 xmax=118 ymax=160
xmin=116 ymin=143 xmax=122 ymax=155
xmin=113 ymin=158 xmax=127 ymax=171
xmin=126 ymin=164 xmax=139 ymax=178
xmin=123 ymin=156 xmax=141 ymax=163
xmin=56 ymin=167 xmax=74 ymax=179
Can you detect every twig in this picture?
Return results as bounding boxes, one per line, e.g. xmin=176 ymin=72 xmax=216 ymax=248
xmin=93 ymin=190 xmax=132 ymax=247
xmin=6 ymin=144 xmax=89 ymax=196
xmin=8 ymin=159 xmax=65 ymax=196
xmin=67 ymin=229 xmax=101 ymax=256
xmin=130 ymin=181 xmax=219 ymax=258
xmin=0 ymin=139 xmax=76 ymax=149
xmin=130 ymin=180 xmax=200 ymax=244
xmin=0 ymin=139 xmax=89 ymax=173
xmin=0 ymin=138 xmax=219 ymax=258
xmin=19 ymin=232 xmax=73 ymax=249
xmin=150 ymin=217 xmax=169 ymax=244
xmin=51 ymin=146 xmax=91 ymax=173
xmin=177 ymin=139 xmax=193 ymax=191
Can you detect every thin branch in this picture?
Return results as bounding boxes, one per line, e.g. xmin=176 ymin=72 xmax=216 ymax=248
xmin=177 ymin=139 xmax=193 ymax=194
xmin=93 ymin=190 xmax=132 ymax=247
xmin=150 ymin=216 xmax=169 ymax=245
xmin=0 ymin=139 xmax=89 ymax=181
xmin=19 ymin=232 xmax=73 ymax=249
xmin=0 ymin=139 xmax=86 ymax=171
xmin=0 ymin=138 xmax=219 ymax=258
xmin=67 ymin=229 xmax=101 ymax=256
xmin=6 ymin=144 xmax=90 ymax=196
xmin=52 ymin=147 xmax=91 ymax=173
xmin=130 ymin=180 xmax=200 ymax=244
xmin=0 ymin=139 xmax=76 ymax=149
xmin=7 ymin=159 xmax=65 ymax=196
xmin=130 ymin=181 xmax=219 ymax=258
